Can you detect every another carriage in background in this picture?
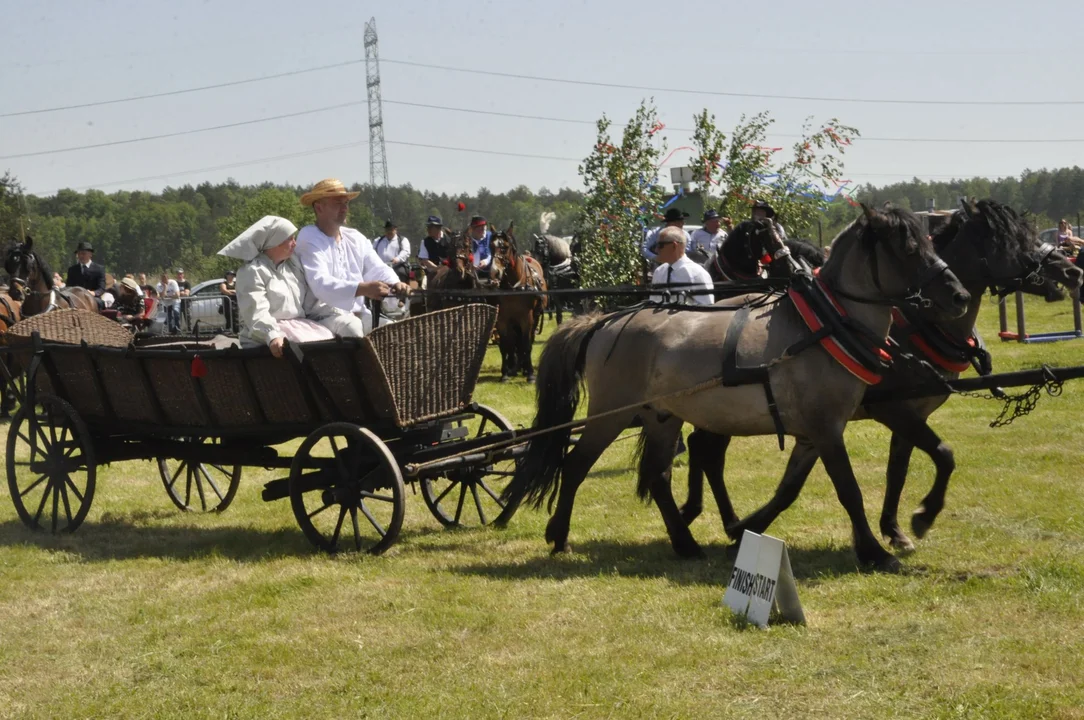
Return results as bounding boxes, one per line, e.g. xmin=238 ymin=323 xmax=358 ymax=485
xmin=1 ymin=305 xmax=523 ymax=554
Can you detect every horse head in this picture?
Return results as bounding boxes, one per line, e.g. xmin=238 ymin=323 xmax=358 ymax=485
xmin=4 ymin=236 xmax=49 ymax=301
xmin=821 ymin=205 xmax=969 ymax=319
xmin=934 ymin=199 xmax=1083 ymax=300
xmin=712 ymin=218 xmax=784 ymax=281
xmin=490 ymin=223 xmax=523 ymax=289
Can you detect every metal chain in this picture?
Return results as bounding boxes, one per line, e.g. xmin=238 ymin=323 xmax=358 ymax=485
xmin=954 ymin=367 xmax=1063 ymax=428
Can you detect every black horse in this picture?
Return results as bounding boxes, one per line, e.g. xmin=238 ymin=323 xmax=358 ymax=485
xmin=683 ymin=200 xmax=1084 ymax=551
xmin=704 ymin=219 xmax=826 ymax=283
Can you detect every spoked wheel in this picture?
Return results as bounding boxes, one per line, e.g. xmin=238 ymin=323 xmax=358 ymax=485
xmin=420 ymin=404 xmax=516 ymax=528
xmin=157 ymin=438 xmax=242 ymax=513
xmin=289 ymin=423 xmax=405 ymax=555
xmin=6 ymin=394 xmax=96 ymax=533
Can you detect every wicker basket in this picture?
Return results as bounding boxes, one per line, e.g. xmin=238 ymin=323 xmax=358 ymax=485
xmin=367 ymin=304 xmax=497 ymax=426
xmin=4 ymin=309 xmax=133 ymax=349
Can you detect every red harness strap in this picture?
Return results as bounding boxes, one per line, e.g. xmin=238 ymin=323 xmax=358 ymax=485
xmin=890 ymin=309 xmax=973 ymax=373
xmin=787 ymin=279 xmax=891 ymax=386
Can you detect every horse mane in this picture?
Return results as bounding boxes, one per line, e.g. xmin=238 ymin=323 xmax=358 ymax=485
xmin=933 ymin=199 xmax=1034 ymax=260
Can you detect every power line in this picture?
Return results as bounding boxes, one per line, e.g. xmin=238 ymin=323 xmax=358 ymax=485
xmin=0 ymin=101 xmax=367 ymax=160
xmin=0 ymin=59 xmax=364 ymax=118
xmin=385 ymin=99 xmax=1084 ymax=143
xmin=29 ymin=141 xmax=371 ymax=195
xmin=382 ymin=58 xmax=1084 ymax=107
xmin=25 ymin=138 xmax=582 ymax=195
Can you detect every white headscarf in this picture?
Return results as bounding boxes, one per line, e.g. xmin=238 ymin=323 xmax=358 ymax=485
xmin=217 ymin=216 xmax=299 ymax=262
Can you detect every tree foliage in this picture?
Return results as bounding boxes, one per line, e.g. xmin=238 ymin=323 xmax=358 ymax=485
xmin=690 ymin=111 xmax=859 ymax=238
xmin=574 ymin=100 xmax=666 ymax=289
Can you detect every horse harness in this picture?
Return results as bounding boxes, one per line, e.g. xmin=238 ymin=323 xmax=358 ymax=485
xmin=0 ymin=293 xmax=20 ymax=328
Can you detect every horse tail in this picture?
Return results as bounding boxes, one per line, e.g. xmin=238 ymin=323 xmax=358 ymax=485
xmin=503 ymin=312 xmax=603 ymax=510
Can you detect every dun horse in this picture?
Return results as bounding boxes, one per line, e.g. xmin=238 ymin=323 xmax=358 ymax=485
xmin=4 ymin=237 xmax=97 ymax=316
xmin=490 ymin=224 xmax=547 ymax=383
xmin=497 ymin=206 xmax=971 ymax=571
xmin=684 ymin=200 xmax=1084 ymax=550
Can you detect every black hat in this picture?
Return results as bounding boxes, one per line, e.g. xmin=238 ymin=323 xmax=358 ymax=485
xmin=663 ymin=208 xmax=690 ymax=223
xmin=384 ymin=219 xmax=397 ymax=230
xmin=751 ymin=200 xmax=776 ymax=218
xmin=225 ymin=269 xmax=237 ymax=277
xmin=74 ymin=241 xmax=94 ymax=253
xmin=702 ymin=209 xmax=721 ymax=222
xmin=426 ymin=215 xmax=443 ymax=226
xmin=470 ymin=215 xmax=487 ymax=228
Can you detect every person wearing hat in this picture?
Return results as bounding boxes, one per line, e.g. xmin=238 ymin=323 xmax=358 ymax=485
xmin=219 ymin=270 xmax=239 ymax=332
xmin=642 ymin=207 xmax=692 ymax=263
xmin=113 ymin=276 xmax=148 ymax=327
xmin=219 ymin=215 xmax=364 ymax=356
xmin=294 ymin=178 xmax=409 ymax=333
xmin=467 ymin=215 xmax=493 ymax=275
xmin=688 ymin=209 xmax=730 ymax=260
xmin=751 ymin=200 xmax=788 ymax=241
xmin=65 ymin=240 xmax=107 ymax=307
xmin=418 ymin=215 xmax=450 ymax=276
xmin=373 ymin=219 xmax=411 ymax=284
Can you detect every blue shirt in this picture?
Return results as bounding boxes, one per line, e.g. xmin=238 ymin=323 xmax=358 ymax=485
xmin=471 ymin=231 xmax=492 ymax=268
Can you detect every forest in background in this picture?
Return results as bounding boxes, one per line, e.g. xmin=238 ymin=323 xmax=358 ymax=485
xmin=2 ymin=167 xmax=1083 ymax=284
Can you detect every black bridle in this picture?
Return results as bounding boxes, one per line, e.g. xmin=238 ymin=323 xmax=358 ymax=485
xmin=988 ymin=241 xmax=1061 ymax=298
xmin=821 ymin=223 xmax=951 ymax=310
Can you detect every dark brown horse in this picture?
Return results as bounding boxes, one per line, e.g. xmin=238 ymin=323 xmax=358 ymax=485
xmin=489 ymin=223 xmax=548 ymax=383
xmin=426 ymin=230 xmax=480 ymax=313
xmin=684 ymin=200 xmax=1084 ymax=552
xmin=4 ymin=237 xmax=98 ymax=316
xmin=0 ymin=284 xmax=23 ymax=417
xmin=497 ymin=206 xmax=971 ymax=570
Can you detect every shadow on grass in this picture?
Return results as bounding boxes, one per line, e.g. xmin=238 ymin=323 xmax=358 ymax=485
xmin=0 ymin=515 xmax=458 ymax=564
xmin=451 ymin=537 xmax=862 ymax=586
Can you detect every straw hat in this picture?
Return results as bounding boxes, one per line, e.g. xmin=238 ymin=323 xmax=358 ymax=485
xmin=120 ymin=277 xmax=140 ymax=293
xmin=300 ymin=178 xmax=361 ymax=207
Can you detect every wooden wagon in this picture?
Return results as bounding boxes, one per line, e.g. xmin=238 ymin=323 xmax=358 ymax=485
xmin=1 ymin=305 xmax=519 ymax=555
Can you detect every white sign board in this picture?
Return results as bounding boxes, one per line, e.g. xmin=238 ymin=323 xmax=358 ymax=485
xmin=723 ymin=530 xmax=805 ymax=628
xmin=670 ymin=166 xmax=695 ymax=184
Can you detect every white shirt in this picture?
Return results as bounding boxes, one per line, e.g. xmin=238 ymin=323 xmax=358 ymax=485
xmin=650 ymin=255 xmax=714 ymax=306
xmin=295 ymin=225 xmax=400 ymax=320
xmin=688 ymin=227 xmax=727 ymax=257
xmin=642 ymin=226 xmax=693 ymax=261
xmin=156 ymin=279 xmax=180 ymax=307
xmin=373 ymin=233 xmax=410 ymax=266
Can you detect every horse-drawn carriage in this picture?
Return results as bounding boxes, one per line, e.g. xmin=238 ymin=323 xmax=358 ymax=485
xmin=1 ymin=304 xmax=522 ymax=554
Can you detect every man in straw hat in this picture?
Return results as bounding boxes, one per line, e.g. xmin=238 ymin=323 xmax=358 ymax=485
xmin=218 ymin=215 xmax=364 ymax=356
xmin=295 ymin=178 xmax=410 ymax=332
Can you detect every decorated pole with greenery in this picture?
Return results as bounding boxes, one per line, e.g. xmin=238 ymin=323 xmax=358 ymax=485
xmin=575 ymin=101 xmax=667 ymax=289
xmin=690 ymin=111 xmax=859 ymax=238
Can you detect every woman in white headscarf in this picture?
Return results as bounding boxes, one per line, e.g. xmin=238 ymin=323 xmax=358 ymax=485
xmin=218 ymin=215 xmax=365 ymax=357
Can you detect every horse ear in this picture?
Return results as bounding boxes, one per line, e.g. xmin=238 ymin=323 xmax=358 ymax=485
xmin=24 ymin=235 xmax=33 ymax=251
xmin=859 ymin=203 xmax=875 ymax=221
xmin=506 ymin=221 xmax=515 ymax=235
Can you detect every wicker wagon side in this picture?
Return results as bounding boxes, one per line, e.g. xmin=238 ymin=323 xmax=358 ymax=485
xmin=365 ymin=303 xmax=497 ymax=426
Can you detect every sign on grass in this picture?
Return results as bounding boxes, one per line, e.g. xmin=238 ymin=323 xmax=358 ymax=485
xmin=722 ymin=530 xmax=805 ymax=628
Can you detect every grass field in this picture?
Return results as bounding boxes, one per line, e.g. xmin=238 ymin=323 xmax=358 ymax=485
xmin=1 ymin=295 xmax=1083 ymax=719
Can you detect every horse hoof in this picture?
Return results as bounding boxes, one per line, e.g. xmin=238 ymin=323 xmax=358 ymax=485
xmin=887 ymin=532 xmax=916 ymax=553
xmin=550 ymin=542 xmax=572 ymax=555
xmin=862 ymin=553 xmax=902 ymax=574
xmin=911 ymin=509 xmax=934 ymax=539
xmin=675 ymin=541 xmax=705 ymax=559
xmin=723 ymin=521 xmax=746 ymax=542
xmin=526 ymin=376 xmax=535 ymax=385
xmin=500 ymin=376 xmax=510 ymax=384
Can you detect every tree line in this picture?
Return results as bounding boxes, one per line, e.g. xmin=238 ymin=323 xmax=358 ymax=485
xmin=3 ymin=162 xmax=1083 ymax=287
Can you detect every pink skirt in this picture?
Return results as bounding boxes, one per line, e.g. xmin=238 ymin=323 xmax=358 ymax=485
xmin=277 ymin=318 xmax=335 ymax=343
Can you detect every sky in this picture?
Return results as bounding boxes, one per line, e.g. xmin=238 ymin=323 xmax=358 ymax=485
xmin=2 ymin=0 xmax=1082 ymax=199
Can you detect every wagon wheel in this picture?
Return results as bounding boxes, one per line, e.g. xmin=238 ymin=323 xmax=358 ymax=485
xmin=289 ymin=423 xmax=405 ymax=555
xmin=420 ymin=404 xmax=516 ymax=528
xmin=5 ymin=394 xmax=96 ymax=534
xmin=156 ymin=438 xmax=242 ymax=513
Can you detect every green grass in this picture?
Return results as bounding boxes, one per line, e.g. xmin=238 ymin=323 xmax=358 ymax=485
xmin=2 ymin=296 xmax=1084 ymax=719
